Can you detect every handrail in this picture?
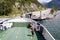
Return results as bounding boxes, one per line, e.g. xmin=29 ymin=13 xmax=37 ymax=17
xmin=32 ymin=19 xmax=55 ymax=40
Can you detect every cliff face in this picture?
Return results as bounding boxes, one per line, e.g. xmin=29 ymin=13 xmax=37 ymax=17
xmin=0 ymin=0 xmax=47 ymax=16
xmin=13 ymin=0 xmax=46 ymax=13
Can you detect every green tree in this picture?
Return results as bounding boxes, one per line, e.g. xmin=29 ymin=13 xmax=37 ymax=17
xmin=50 ymin=6 xmax=55 ymax=14
xmin=0 ymin=1 xmax=13 ymax=15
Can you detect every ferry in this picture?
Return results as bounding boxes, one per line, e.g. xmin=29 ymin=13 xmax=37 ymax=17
xmin=0 ymin=18 xmax=55 ymax=40
xmin=21 ymin=8 xmax=52 ymax=20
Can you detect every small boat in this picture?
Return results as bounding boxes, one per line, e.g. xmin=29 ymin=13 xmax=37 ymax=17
xmin=0 ymin=18 xmax=55 ymax=40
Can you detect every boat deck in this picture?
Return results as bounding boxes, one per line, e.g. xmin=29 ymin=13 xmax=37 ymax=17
xmin=0 ymin=27 xmax=45 ymax=40
xmin=0 ymin=22 xmax=45 ymax=40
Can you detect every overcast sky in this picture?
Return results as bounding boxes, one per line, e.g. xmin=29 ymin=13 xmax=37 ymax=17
xmin=38 ymin=0 xmax=52 ymax=3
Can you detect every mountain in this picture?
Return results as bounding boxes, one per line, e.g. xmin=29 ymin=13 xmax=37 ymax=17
xmin=39 ymin=0 xmax=60 ymax=10
xmin=13 ymin=0 xmax=46 ymax=14
xmin=0 ymin=0 xmax=46 ymax=16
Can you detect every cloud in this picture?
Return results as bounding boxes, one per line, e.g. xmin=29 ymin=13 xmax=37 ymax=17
xmin=38 ymin=0 xmax=52 ymax=3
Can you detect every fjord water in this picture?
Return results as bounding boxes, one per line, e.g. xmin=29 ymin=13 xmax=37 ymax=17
xmin=40 ymin=11 xmax=60 ymax=40
xmin=57 ymin=0 xmax=60 ymax=2
xmin=38 ymin=0 xmax=60 ymax=40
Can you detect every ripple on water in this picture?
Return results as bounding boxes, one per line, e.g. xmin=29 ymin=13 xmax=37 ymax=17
xmin=40 ymin=11 xmax=60 ymax=40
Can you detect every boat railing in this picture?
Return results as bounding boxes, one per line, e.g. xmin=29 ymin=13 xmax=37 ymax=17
xmin=41 ymin=24 xmax=55 ymax=40
xmin=32 ymin=19 xmax=55 ymax=40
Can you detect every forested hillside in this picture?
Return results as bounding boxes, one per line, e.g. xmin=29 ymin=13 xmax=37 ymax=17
xmin=0 ymin=0 xmax=46 ymax=16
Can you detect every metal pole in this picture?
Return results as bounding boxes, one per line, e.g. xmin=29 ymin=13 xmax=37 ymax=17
xmin=40 ymin=10 xmax=41 ymax=19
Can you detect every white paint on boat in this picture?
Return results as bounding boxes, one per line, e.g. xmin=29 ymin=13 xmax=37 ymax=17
xmin=7 ymin=18 xmax=34 ymax=22
xmin=41 ymin=24 xmax=55 ymax=40
xmin=3 ymin=22 xmax=13 ymax=28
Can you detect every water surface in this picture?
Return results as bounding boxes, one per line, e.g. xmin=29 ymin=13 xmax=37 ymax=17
xmin=40 ymin=11 xmax=60 ymax=40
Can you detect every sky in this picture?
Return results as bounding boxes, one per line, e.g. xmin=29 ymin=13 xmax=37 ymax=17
xmin=38 ymin=0 xmax=52 ymax=3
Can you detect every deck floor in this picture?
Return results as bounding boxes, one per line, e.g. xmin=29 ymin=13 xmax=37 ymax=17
xmin=0 ymin=27 xmax=37 ymax=40
xmin=0 ymin=27 xmax=45 ymax=40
